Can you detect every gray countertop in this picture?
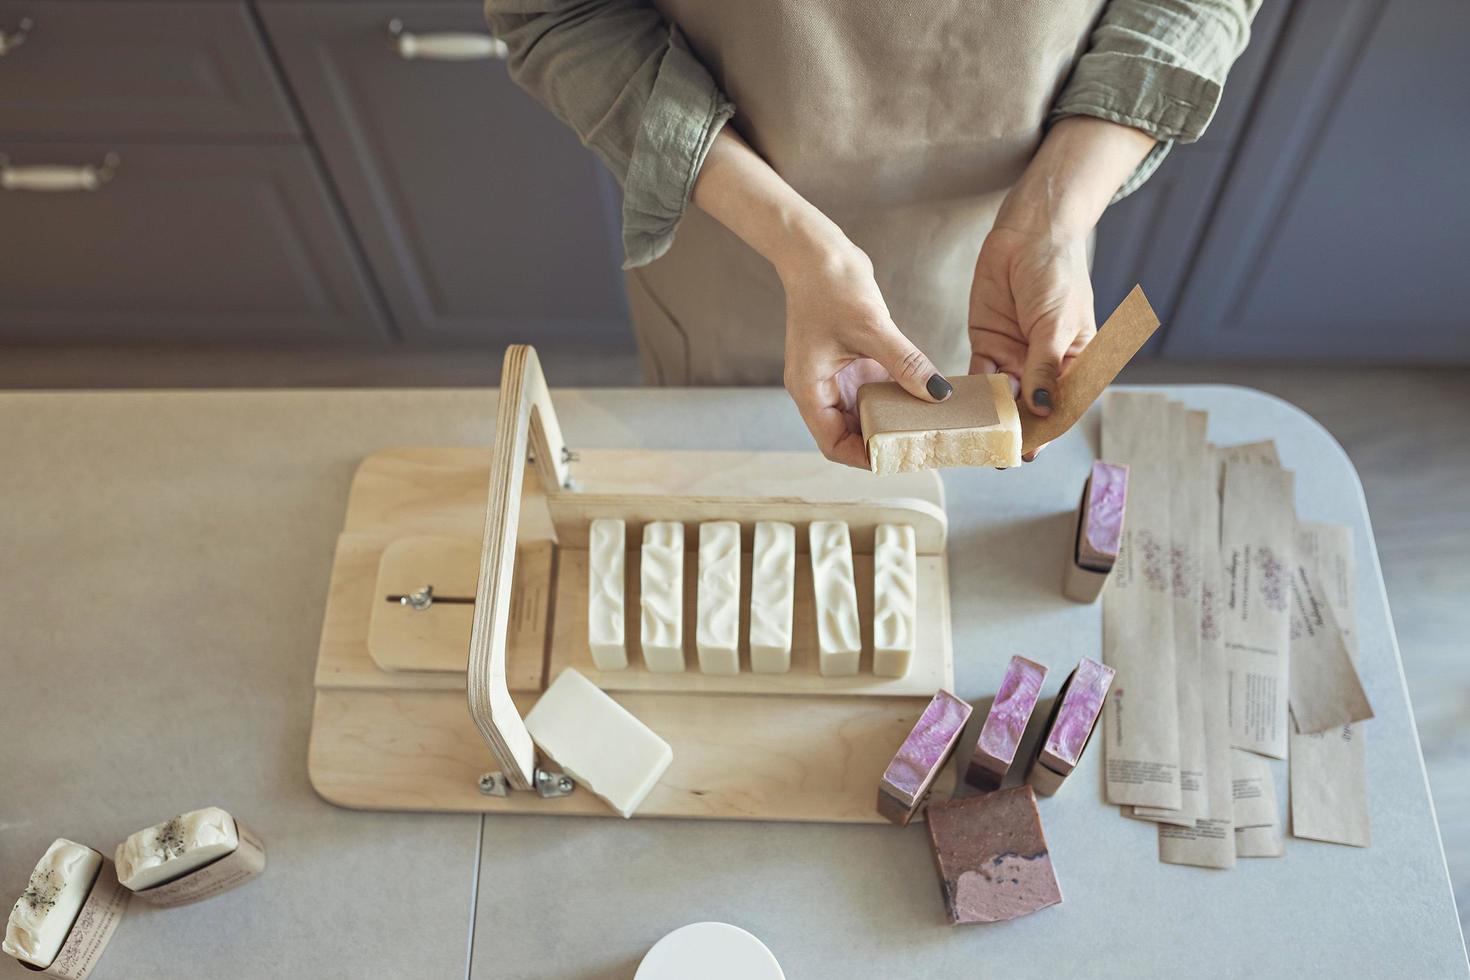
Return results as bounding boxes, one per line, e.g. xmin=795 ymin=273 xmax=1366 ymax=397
xmin=1 ymin=385 xmax=1464 ymax=979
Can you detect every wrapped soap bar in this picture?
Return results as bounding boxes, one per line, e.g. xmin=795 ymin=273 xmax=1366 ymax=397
xmin=965 ymin=655 xmax=1048 ymax=790
xmin=4 ymin=839 xmax=127 ymax=978
xmin=858 ymin=375 xmax=1021 ymax=474
xmin=1030 ymin=658 xmax=1116 ymax=797
xmin=877 ymin=689 xmax=972 ymax=825
xmin=927 ymin=786 xmax=1062 ymax=924
xmin=1062 ymin=461 xmax=1128 ymax=603
xmin=115 ymin=807 xmax=266 ymax=907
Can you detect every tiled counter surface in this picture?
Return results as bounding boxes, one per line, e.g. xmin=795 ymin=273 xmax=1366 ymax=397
xmin=0 ymin=386 xmax=1463 ymax=979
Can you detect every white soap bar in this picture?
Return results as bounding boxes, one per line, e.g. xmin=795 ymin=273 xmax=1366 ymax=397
xmin=114 ymin=806 xmax=239 ymax=892
xmin=749 ymin=521 xmax=796 ymax=674
xmin=809 ymin=521 xmax=862 ymax=676
xmin=872 ymin=524 xmax=917 ymax=678
xmin=4 ymin=839 xmax=101 ymax=969
xmin=525 ymin=668 xmax=674 ymax=818
xmin=587 ymin=518 xmax=628 ymax=670
xmin=696 ymin=521 xmax=741 ymax=675
xmin=640 ymin=522 xmax=685 ymax=672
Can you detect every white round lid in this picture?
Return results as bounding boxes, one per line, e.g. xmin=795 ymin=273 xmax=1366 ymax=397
xmin=634 ymin=922 xmax=785 ymax=980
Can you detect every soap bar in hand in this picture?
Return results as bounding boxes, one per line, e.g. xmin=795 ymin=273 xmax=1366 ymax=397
xmin=3 ymin=839 xmax=102 ymax=969
xmin=858 ymin=375 xmax=1021 ymax=474
xmin=640 ymin=521 xmax=685 ymax=673
xmin=748 ymin=521 xmax=796 ymax=674
xmin=114 ymin=806 xmax=239 ymax=892
xmin=872 ymin=524 xmax=917 ymax=678
xmin=525 ymin=668 xmax=673 ymax=818
xmin=696 ymin=521 xmax=741 ymax=675
xmin=927 ymin=786 xmax=1062 ymax=924
xmin=809 ymin=521 xmax=861 ymax=676
xmin=965 ymin=655 xmax=1048 ymax=790
xmin=587 ymin=518 xmax=627 ymax=670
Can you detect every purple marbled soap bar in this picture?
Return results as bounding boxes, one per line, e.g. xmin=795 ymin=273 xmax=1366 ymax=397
xmin=1030 ymin=658 xmax=1116 ymax=798
xmin=1078 ymin=461 xmax=1128 ymax=570
xmin=927 ymin=785 xmax=1062 ymax=924
xmin=965 ymin=656 xmax=1048 ymax=791
xmin=877 ymin=690 xmax=973 ymax=825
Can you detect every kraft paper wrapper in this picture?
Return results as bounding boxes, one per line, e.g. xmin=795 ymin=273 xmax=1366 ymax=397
xmin=22 ymin=856 xmax=129 ymax=979
xmin=127 ymin=820 xmax=266 ymax=908
xmin=1220 ymin=460 xmax=1296 ymax=759
xmin=1100 ymin=392 xmax=1181 ymax=809
xmin=1159 ymin=430 xmax=1238 ymax=869
xmin=1290 ymin=522 xmax=1371 ymax=847
xmin=1230 ymin=748 xmax=1279 ymax=830
xmin=1287 ymin=537 xmax=1373 ymax=734
xmin=1132 ymin=405 xmax=1208 ymax=827
xmin=1018 ymin=285 xmax=1160 ymax=455
xmin=1061 ymin=474 xmax=1119 ymax=603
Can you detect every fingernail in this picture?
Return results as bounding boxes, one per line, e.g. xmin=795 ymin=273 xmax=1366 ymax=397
xmin=926 ymin=374 xmax=953 ymax=401
xmin=1032 ymin=388 xmax=1052 ymax=411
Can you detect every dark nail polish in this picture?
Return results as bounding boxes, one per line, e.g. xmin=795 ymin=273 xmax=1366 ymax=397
xmin=926 ymin=374 xmax=953 ymax=401
xmin=1032 ymin=388 xmax=1052 ymax=410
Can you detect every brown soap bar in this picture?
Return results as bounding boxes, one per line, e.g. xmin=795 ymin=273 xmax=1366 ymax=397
xmin=858 ymin=375 xmax=1021 ymax=474
xmin=927 ymin=786 xmax=1062 ymax=924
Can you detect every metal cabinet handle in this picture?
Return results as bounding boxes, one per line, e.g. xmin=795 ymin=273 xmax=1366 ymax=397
xmin=388 ymin=19 xmax=507 ymax=61
xmin=0 ymin=153 xmax=120 ymax=192
xmin=0 ymin=16 xmax=33 ymax=56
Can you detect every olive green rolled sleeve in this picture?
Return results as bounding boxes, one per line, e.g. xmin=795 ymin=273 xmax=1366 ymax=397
xmin=1052 ymin=0 xmax=1260 ymax=198
xmin=484 ymin=0 xmax=734 ymax=268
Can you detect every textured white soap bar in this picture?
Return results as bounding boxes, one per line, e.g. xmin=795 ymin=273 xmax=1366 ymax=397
xmin=587 ymin=518 xmax=628 ymax=670
xmin=640 ymin=521 xmax=685 ymax=672
xmin=809 ymin=521 xmax=862 ymax=676
xmin=525 ymin=668 xmax=674 ymax=818
xmin=114 ymin=806 xmax=239 ymax=892
xmin=4 ymin=839 xmax=101 ymax=969
xmin=696 ymin=521 xmax=741 ymax=675
xmin=872 ymin=524 xmax=917 ymax=678
xmin=749 ymin=521 xmax=796 ymax=674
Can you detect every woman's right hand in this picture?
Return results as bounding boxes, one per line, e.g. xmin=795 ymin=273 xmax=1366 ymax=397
xmin=777 ymin=236 xmax=952 ymax=468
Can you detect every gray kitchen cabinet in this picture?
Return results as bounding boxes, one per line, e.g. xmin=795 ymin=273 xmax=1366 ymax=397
xmin=260 ymin=2 xmax=629 ymax=347
xmin=1163 ymin=0 xmax=1470 ymax=361
xmin=0 ymin=143 xmax=387 ymax=342
xmin=0 ymin=1 xmax=299 ymax=139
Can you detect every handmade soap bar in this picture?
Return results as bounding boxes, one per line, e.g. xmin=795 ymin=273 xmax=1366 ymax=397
xmin=1063 ymin=461 xmax=1129 ymax=603
xmin=525 ymin=668 xmax=673 ymax=818
xmin=3 ymin=839 xmax=102 ymax=969
xmin=115 ymin=807 xmax=239 ymax=892
xmin=872 ymin=524 xmax=917 ymax=678
xmin=809 ymin=521 xmax=861 ymax=676
xmin=1030 ymin=657 xmax=1116 ymax=796
xmin=877 ymin=689 xmax=973 ymax=825
xmin=966 ymin=655 xmax=1048 ymax=790
xmin=927 ymin=786 xmax=1062 ymax=924
xmin=587 ymin=518 xmax=628 ymax=670
xmin=696 ymin=521 xmax=741 ymax=675
xmin=748 ymin=521 xmax=796 ymax=674
xmin=858 ymin=374 xmax=1021 ymax=475
xmin=640 ymin=521 xmax=685 ymax=673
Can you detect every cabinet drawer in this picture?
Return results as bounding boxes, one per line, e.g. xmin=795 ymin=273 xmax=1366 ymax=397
xmin=262 ymin=2 xmax=628 ymax=346
xmin=0 ymin=143 xmax=386 ymax=342
xmin=0 ymin=1 xmax=298 ymax=138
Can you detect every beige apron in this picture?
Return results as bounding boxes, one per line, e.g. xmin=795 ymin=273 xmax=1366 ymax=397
xmin=627 ymin=0 xmax=1105 ymax=385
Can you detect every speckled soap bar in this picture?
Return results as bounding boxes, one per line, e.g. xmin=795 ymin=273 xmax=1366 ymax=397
xmin=965 ymin=656 xmax=1048 ymax=790
xmin=927 ymin=785 xmax=1062 ymax=924
xmin=1030 ymin=657 xmax=1116 ymax=797
xmin=877 ymin=690 xmax=973 ymax=825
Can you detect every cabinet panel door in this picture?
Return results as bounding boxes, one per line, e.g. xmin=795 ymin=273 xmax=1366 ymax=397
xmin=1165 ymin=0 xmax=1470 ymax=361
xmin=261 ymin=2 xmax=629 ymax=346
xmin=0 ymin=1 xmax=299 ymax=138
xmin=0 ymin=144 xmax=386 ymax=342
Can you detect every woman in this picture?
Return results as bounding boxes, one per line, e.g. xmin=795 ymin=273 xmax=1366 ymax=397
xmin=486 ymin=0 xmax=1257 ymax=466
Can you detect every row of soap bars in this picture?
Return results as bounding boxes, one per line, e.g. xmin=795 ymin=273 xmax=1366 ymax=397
xmin=586 ymin=518 xmax=918 ymax=678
